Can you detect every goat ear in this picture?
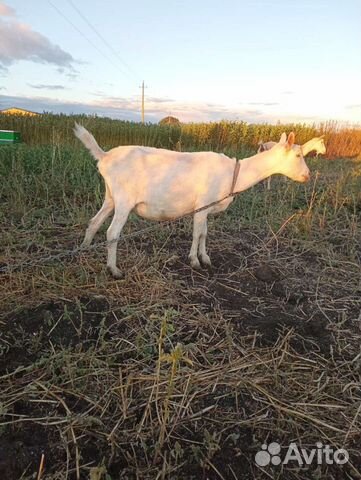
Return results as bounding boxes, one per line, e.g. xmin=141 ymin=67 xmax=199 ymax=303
xmin=286 ymin=132 xmax=295 ymax=149
xmin=279 ymin=132 xmax=287 ymax=144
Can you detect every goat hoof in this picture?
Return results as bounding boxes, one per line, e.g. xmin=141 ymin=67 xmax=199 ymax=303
xmin=189 ymin=257 xmax=201 ymax=270
xmin=200 ymin=255 xmax=212 ymax=268
xmin=107 ymin=266 xmax=124 ymax=279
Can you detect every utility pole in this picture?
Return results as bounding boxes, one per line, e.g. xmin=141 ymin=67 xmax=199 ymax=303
xmin=139 ymin=80 xmax=147 ymax=124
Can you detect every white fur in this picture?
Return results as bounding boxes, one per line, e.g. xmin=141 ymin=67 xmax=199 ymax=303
xmin=75 ymin=124 xmax=310 ymax=278
xmin=257 ymin=136 xmax=326 ymax=190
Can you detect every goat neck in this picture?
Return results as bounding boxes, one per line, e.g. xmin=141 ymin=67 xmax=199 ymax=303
xmin=233 ymin=150 xmax=281 ymax=192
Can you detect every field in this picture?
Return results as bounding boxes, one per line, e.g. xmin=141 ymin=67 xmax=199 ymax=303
xmin=1 ymin=114 xmax=361 ymax=479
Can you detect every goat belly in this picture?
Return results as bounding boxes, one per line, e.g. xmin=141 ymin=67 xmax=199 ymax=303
xmin=133 ymin=202 xmax=191 ymax=221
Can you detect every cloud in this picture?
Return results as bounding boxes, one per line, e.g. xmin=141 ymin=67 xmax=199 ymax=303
xmin=248 ymin=102 xmax=279 ymax=106
xmin=0 ymin=9 xmax=76 ymax=73
xmin=0 ymin=93 xmax=341 ymax=125
xmin=0 ymin=2 xmax=15 ymax=16
xmin=0 ymin=94 xmax=141 ymax=121
xmin=29 ymin=84 xmax=68 ymax=90
xmin=147 ymin=96 xmax=175 ymax=104
xmin=239 ymin=101 xmax=280 ymax=107
xmin=91 ymin=92 xmax=174 ymax=104
xmin=244 ymin=109 xmax=263 ymax=116
xmin=66 ymin=72 xmax=78 ymax=81
xmin=0 ymin=93 xmax=252 ymax=122
xmin=91 ymin=91 xmax=109 ymax=97
xmin=281 ymin=91 xmax=294 ymax=95
xmin=95 ymin=95 xmax=242 ymax=122
xmin=345 ymin=104 xmax=361 ymax=110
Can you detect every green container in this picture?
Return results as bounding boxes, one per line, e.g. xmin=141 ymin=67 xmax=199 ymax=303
xmin=0 ymin=130 xmax=21 ymax=145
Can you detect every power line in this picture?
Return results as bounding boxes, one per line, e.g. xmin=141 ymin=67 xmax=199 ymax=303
xmin=139 ymin=80 xmax=148 ymax=123
xmin=66 ymin=0 xmax=138 ymax=81
xmin=47 ymin=0 xmax=131 ymax=79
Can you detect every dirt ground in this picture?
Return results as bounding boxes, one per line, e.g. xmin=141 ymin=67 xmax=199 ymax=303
xmin=1 ymin=223 xmax=361 ymax=479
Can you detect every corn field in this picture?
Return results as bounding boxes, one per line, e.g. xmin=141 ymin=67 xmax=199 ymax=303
xmin=1 ymin=112 xmax=360 ymax=158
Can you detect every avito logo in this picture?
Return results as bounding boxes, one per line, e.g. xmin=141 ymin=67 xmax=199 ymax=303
xmin=255 ymin=442 xmax=349 ymax=467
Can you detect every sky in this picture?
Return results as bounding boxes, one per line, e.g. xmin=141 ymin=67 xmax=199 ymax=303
xmin=0 ymin=0 xmax=360 ymax=124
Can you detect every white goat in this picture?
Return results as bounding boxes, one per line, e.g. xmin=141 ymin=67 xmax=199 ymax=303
xmin=258 ymin=136 xmax=325 ymax=189
xmin=74 ymin=124 xmax=310 ymax=278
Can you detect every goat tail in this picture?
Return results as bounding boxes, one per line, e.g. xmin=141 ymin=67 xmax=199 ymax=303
xmin=74 ymin=123 xmax=105 ymax=161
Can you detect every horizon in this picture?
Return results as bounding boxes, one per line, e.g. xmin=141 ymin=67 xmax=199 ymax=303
xmin=1 ymin=0 xmax=360 ymax=125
